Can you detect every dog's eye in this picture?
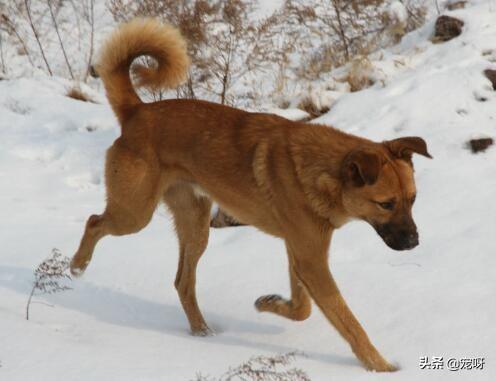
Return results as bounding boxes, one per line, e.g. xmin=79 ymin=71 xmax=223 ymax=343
xmin=411 ymin=195 xmax=416 ymax=205
xmin=377 ymin=200 xmax=395 ymax=210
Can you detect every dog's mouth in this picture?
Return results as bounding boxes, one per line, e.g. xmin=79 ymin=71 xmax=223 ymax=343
xmin=374 ymin=223 xmax=419 ymax=251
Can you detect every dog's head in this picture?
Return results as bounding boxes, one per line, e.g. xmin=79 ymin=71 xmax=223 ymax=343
xmin=341 ymin=137 xmax=432 ymax=251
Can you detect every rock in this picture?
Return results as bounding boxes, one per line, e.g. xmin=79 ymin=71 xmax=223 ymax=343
xmin=434 ymin=15 xmax=464 ymax=42
xmin=468 ymin=138 xmax=494 ymax=153
xmin=484 ymin=69 xmax=496 ymax=90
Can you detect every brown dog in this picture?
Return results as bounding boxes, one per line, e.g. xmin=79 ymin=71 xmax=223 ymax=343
xmin=70 ymin=19 xmax=431 ymax=372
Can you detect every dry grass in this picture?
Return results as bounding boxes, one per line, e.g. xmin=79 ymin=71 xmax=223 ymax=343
xmin=447 ymin=0 xmax=467 ymax=10
xmin=66 ymin=86 xmax=96 ymax=103
xmin=297 ymin=96 xmax=330 ymax=119
xmin=345 ymin=56 xmax=376 ymax=92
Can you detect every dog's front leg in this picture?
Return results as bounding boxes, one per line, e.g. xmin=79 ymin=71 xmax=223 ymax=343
xmin=287 ymin=229 xmax=397 ymax=372
xmin=255 ymin=243 xmax=313 ymax=321
xmin=255 ymin=255 xmax=312 ymax=321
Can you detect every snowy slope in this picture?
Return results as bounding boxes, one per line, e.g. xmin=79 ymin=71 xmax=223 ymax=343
xmin=1 ymin=1 xmax=495 ymax=380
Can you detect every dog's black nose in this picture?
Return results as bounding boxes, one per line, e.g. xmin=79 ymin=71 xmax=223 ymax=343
xmin=399 ymin=231 xmax=418 ymax=249
xmin=374 ymin=223 xmax=419 ymax=251
xmin=408 ymin=233 xmax=419 ymax=247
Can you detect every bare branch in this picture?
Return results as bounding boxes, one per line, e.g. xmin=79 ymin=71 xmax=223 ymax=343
xmin=84 ymin=0 xmax=95 ymax=81
xmin=0 ymin=32 xmax=6 ymax=74
xmin=46 ymin=0 xmax=74 ymax=79
xmin=0 ymin=14 xmax=36 ymax=68
xmin=24 ymin=0 xmax=53 ymax=75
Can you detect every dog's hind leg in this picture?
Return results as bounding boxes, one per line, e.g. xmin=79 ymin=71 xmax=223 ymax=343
xmin=163 ymin=183 xmax=212 ymax=336
xmin=70 ymin=143 xmax=162 ymax=276
xmin=255 ymin=249 xmax=312 ymax=321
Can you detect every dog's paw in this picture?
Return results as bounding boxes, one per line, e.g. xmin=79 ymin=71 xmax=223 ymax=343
xmin=363 ymin=356 xmax=399 ymax=372
xmin=255 ymin=294 xmax=285 ymax=312
xmin=70 ymin=266 xmax=84 ymax=277
xmin=191 ymin=325 xmax=215 ymax=337
xmin=369 ymin=362 xmax=398 ymax=373
xmin=69 ymin=258 xmax=88 ymax=278
xmin=386 ymin=363 xmax=400 ymax=372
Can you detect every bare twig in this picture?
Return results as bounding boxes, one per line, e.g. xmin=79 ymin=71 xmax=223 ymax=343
xmin=24 ymin=0 xmax=53 ymax=75
xmin=435 ymin=0 xmax=441 ymax=14
xmin=401 ymin=0 xmax=427 ymax=29
xmin=0 ymin=14 xmax=35 ymax=68
xmin=26 ymin=285 xmax=36 ymax=321
xmin=0 ymin=32 xmax=6 ymax=74
xmin=331 ymin=0 xmax=350 ymax=62
xmin=84 ymin=0 xmax=95 ymax=81
xmin=46 ymin=0 xmax=74 ymax=79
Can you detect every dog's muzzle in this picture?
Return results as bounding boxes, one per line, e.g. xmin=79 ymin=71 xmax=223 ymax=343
xmin=374 ymin=223 xmax=419 ymax=251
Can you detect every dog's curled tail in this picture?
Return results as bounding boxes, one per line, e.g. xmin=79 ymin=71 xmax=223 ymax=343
xmin=96 ymin=18 xmax=190 ymax=123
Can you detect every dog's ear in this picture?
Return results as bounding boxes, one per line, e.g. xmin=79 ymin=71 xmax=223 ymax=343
xmin=385 ymin=136 xmax=432 ymax=161
xmin=342 ymin=149 xmax=382 ymax=187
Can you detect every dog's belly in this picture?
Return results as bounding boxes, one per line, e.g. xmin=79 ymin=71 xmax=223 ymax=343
xmin=190 ymin=182 xmax=283 ymax=237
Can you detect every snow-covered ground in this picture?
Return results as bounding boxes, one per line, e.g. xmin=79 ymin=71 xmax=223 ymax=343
xmin=1 ymin=1 xmax=495 ymax=380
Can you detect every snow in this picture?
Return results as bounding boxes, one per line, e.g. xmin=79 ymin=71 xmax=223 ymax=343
xmin=264 ymin=107 xmax=310 ymax=121
xmin=389 ymin=1 xmax=408 ymax=25
xmin=1 ymin=1 xmax=495 ymax=380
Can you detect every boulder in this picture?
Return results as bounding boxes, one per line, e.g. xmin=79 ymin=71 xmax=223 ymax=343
xmin=468 ymin=138 xmax=494 ymax=153
xmin=434 ymin=15 xmax=464 ymax=42
xmin=484 ymin=69 xmax=496 ymax=90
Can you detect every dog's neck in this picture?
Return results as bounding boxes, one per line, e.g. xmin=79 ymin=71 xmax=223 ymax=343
xmin=289 ymin=123 xmax=370 ymax=228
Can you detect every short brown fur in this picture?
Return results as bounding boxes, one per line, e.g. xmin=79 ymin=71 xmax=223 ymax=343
xmin=71 ymin=18 xmax=432 ymax=372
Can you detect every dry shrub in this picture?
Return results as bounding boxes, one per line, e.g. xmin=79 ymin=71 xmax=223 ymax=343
xmin=297 ymin=96 xmax=330 ymax=119
xmin=0 ymin=0 xmax=96 ymax=80
xmin=26 ymin=248 xmax=72 ymax=320
xmin=108 ymin=0 xmax=279 ymax=106
xmin=193 ymin=352 xmax=310 ymax=381
xmin=384 ymin=2 xmax=408 ymax=43
xmin=297 ymin=1 xmax=424 ymax=94
xmin=447 ymin=0 xmax=467 ymax=11
xmin=107 ymin=0 xmax=427 ymax=108
xmin=346 ymin=56 xmax=377 ymax=92
xmin=292 ymin=82 xmax=344 ymax=118
xmin=299 ymin=44 xmax=339 ymax=81
xmin=289 ymin=0 xmax=427 ymax=81
xmin=401 ymin=0 xmax=428 ymax=32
